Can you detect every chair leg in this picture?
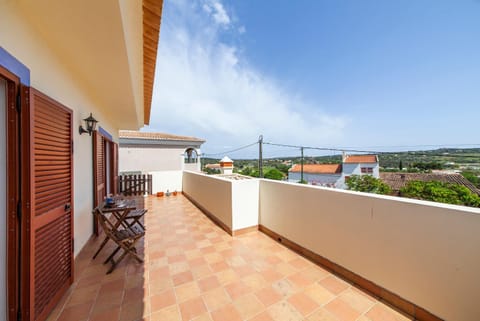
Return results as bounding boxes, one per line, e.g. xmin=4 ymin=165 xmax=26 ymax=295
xmin=93 ymin=236 xmax=110 ymax=259
xmin=104 ymin=246 xmax=121 ymax=264
xmin=106 ymin=241 xmax=143 ymax=274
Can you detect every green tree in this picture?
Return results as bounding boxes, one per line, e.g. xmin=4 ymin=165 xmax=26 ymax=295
xmin=204 ymin=167 xmax=220 ymax=175
xmin=346 ymin=175 xmax=391 ymax=195
xmin=264 ymin=168 xmax=284 ymax=180
xmin=273 ymin=163 xmax=290 ymax=175
xmin=461 ymin=171 xmax=480 ymax=188
xmin=400 ymin=180 xmax=480 ymax=207
xmin=410 ymin=162 xmax=443 ymax=171
xmin=399 ymin=160 xmax=403 ymax=170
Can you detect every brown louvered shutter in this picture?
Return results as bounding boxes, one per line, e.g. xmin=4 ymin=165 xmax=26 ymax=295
xmin=112 ymin=142 xmax=119 ymax=195
xmin=93 ymin=130 xmax=105 ymax=235
xmin=24 ymin=88 xmax=74 ymax=321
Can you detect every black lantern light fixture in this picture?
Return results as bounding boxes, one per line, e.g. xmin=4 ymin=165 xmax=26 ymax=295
xmin=79 ymin=113 xmax=98 ymax=136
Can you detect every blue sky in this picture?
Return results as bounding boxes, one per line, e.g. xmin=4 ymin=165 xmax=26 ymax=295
xmin=148 ymin=0 xmax=480 ymax=158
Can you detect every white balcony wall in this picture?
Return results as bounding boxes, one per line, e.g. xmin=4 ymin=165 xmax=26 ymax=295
xmin=259 ymin=180 xmax=480 ymax=321
xmin=150 ymin=170 xmax=183 ymax=194
xmin=182 ymin=171 xmax=259 ymax=232
xmin=231 ymin=179 xmax=259 ymax=230
xmin=183 ymin=171 xmax=233 ymax=230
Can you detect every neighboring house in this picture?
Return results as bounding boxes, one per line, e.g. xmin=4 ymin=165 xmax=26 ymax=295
xmin=119 ymin=130 xmax=205 ymax=172
xmin=205 ymin=163 xmax=221 ymax=170
xmin=0 ymin=1 xmax=163 ymax=320
xmin=204 ymin=156 xmax=234 ymax=175
xmin=380 ymin=172 xmax=480 ymax=195
xmin=288 ymin=154 xmax=379 ymax=189
xmin=342 ymin=154 xmax=380 ymax=181
xmin=119 ymin=130 xmax=205 ymax=193
xmin=289 ymin=164 xmax=343 ymax=188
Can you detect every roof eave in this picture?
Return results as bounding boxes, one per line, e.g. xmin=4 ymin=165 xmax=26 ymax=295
xmin=143 ymin=0 xmax=163 ymax=125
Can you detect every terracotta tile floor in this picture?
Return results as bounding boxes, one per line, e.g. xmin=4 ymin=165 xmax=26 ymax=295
xmin=46 ymin=195 xmax=413 ymax=321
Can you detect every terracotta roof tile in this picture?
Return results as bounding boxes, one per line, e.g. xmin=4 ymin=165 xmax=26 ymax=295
xmin=289 ymin=164 xmax=342 ymax=174
xmin=344 ymin=155 xmax=378 ymax=163
xmin=119 ymin=130 xmax=205 ymax=142
xmin=380 ymin=172 xmax=480 ymax=195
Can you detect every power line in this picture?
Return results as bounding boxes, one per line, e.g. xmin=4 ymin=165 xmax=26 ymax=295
xmin=263 ymin=141 xmax=378 ymax=154
xmin=202 ymin=137 xmax=480 ymax=160
xmin=202 ymin=141 xmax=258 ymax=157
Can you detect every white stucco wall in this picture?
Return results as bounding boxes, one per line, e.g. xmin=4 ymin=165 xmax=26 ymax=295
xmin=120 ymin=147 xmax=185 ymax=172
xmin=0 ymin=77 xmax=6 ymax=321
xmin=182 ymin=171 xmax=259 ymax=232
xmin=150 ymin=170 xmax=183 ymax=194
xmin=183 ymin=171 xmax=233 ymax=230
xmin=231 ymin=179 xmax=259 ymax=230
xmin=0 ymin=3 xmax=120 ymax=257
xmin=259 ymin=180 xmax=480 ymax=321
xmin=342 ymin=163 xmax=380 ymax=177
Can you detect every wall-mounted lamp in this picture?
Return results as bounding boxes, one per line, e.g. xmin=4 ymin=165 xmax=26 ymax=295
xmin=79 ymin=113 xmax=98 ymax=136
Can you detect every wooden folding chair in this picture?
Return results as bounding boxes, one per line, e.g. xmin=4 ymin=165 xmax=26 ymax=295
xmin=92 ymin=207 xmax=145 ymax=274
xmin=120 ymin=208 xmax=147 ymax=230
xmin=92 ymin=205 xmax=147 ymax=259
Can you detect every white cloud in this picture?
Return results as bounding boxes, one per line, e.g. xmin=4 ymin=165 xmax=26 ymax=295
xmin=149 ymin=0 xmax=348 ymax=156
xmin=202 ymin=0 xmax=231 ymax=27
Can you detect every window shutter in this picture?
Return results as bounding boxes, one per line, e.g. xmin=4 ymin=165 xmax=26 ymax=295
xmin=22 ymin=88 xmax=74 ymax=321
xmin=112 ymin=142 xmax=119 ymax=195
xmin=92 ymin=130 xmax=105 ymax=235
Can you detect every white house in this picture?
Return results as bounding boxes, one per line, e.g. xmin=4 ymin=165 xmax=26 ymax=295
xmin=119 ymin=130 xmax=205 ymax=193
xmin=342 ymin=154 xmax=380 ymax=180
xmin=288 ymin=164 xmax=343 ymax=188
xmin=288 ymin=154 xmax=380 ymax=189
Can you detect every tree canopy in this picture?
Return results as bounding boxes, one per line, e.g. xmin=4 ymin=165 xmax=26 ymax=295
xmin=345 ymin=175 xmax=391 ymax=195
xmin=400 ymin=180 xmax=480 ymax=207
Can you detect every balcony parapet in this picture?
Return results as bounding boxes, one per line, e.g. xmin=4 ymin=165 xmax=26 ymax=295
xmin=182 ymin=171 xmax=480 ymax=321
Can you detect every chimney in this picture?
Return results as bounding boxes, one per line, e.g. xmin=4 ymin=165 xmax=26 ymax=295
xmin=219 ymin=156 xmax=234 ymax=174
xmin=342 ymin=151 xmax=347 ymax=162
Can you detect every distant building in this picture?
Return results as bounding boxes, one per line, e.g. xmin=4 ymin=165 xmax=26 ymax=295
xmin=219 ymin=156 xmax=234 ymax=175
xmin=288 ymin=154 xmax=379 ymax=189
xmin=342 ymin=154 xmax=380 ymax=180
xmin=119 ymin=130 xmax=205 ymax=193
xmin=119 ymin=130 xmax=205 ymax=173
xmin=380 ymin=172 xmax=480 ymax=195
xmin=288 ymin=164 xmax=343 ymax=188
xmin=204 ymin=156 xmax=234 ymax=174
xmin=205 ymin=164 xmax=221 ymax=170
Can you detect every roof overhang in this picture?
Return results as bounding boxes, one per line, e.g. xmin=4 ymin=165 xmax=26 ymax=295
xmin=15 ymin=0 xmax=162 ymax=128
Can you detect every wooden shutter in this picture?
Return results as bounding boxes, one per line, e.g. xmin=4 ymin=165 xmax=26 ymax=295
xmin=92 ymin=131 xmax=105 ymax=235
xmin=111 ymin=142 xmax=119 ymax=195
xmin=22 ymin=88 xmax=74 ymax=321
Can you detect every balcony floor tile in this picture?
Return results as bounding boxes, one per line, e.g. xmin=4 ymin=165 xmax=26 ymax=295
xmin=46 ymin=195 xmax=412 ymax=321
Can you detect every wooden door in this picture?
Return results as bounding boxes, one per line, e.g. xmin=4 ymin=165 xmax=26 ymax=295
xmin=93 ymin=130 xmax=105 ymax=235
xmin=22 ymin=88 xmax=74 ymax=321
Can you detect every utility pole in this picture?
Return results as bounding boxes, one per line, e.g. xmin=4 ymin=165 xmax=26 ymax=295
xmin=300 ymin=146 xmax=304 ymax=182
xmin=258 ymin=135 xmax=263 ymax=178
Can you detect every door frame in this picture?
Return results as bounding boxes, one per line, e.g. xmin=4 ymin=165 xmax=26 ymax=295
xmin=1 ymin=65 xmax=21 ymax=321
xmin=92 ymin=131 xmax=118 ymax=235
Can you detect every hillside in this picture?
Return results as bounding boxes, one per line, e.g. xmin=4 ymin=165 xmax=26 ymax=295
xmin=203 ymin=148 xmax=480 ymax=171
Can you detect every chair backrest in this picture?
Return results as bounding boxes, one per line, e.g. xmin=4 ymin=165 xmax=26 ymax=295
xmin=92 ymin=207 xmax=118 ymax=239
